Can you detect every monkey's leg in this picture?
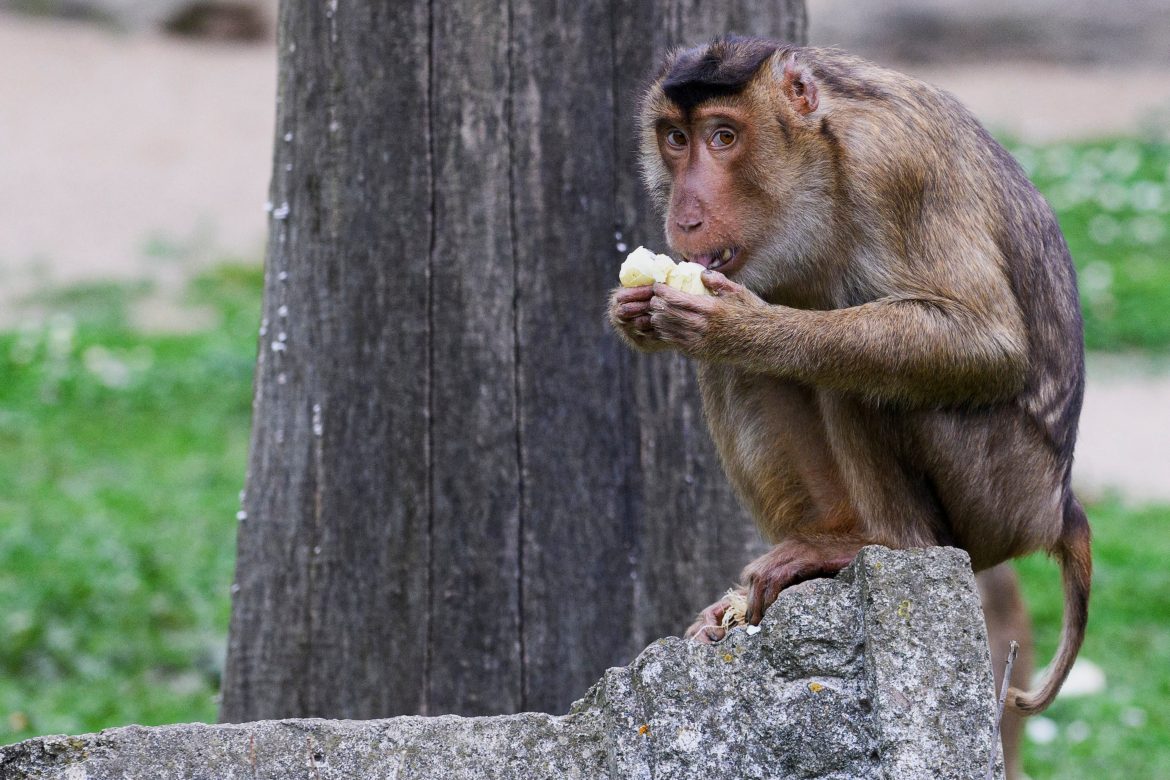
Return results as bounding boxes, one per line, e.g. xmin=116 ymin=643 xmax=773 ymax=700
xmin=732 ymin=394 xmax=954 ymax=627
xmin=736 ymin=394 xmax=946 ymax=626
xmin=978 ymin=563 xmax=1034 ymax=780
xmin=690 ymin=375 xmax=868 ymax=640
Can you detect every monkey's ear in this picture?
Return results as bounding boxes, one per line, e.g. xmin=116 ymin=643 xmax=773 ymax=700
xmin=779 ymin=54 xmax=819 ymax=115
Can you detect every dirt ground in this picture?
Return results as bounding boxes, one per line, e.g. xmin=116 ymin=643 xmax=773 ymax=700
xmin=0 ymin=13 xmax=274 ymax=313
xmin=0 ymin=11 xmax=1167 ymax=501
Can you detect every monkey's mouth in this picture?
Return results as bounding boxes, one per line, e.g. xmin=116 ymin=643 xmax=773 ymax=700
xmin=683 ymin=246 xmax=743 ymax=273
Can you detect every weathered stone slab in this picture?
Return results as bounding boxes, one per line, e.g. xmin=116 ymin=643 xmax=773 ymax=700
xmin=0 ymin=547 xmax=1003 ymax=779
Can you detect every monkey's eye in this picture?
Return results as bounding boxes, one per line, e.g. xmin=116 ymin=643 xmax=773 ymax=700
xmin=711 ymin=128 xmax=737 ymax=149
xmin=664 ymin=129 xmax=688 ymax=149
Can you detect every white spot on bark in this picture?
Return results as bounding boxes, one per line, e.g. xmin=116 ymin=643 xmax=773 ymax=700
xmin=326 ymin=0 xmax=338 ymax=42
xmin=312 ymin=403 xmax=324 ymax=437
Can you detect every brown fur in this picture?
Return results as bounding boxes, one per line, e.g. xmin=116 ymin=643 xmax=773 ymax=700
xmin=609 ymin=37 xmax=1088 ymax=717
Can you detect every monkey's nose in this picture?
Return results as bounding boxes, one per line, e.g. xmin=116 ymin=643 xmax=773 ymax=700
xmin=676 ymin=216 xmax=703 ymax=233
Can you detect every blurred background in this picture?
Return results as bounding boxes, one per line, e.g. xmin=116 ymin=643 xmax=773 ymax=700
xmin=0 ymin=1 xmax=1167 ymax=776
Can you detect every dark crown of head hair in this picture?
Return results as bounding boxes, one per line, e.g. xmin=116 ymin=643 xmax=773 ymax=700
xmin=661 ymin=35 xmax=786 ymax=111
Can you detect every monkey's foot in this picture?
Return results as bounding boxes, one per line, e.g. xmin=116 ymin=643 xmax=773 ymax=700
xmin=741 ymin=539 xmax=862 ymax=625
xmin=684 ymin=588 xmax=748 ymax=644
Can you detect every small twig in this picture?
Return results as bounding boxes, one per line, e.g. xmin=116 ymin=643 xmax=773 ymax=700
xmin=985 ymin=640 xmax=1019 ymax=780
xmin=307 ymin=737 xmax=321 ymax=780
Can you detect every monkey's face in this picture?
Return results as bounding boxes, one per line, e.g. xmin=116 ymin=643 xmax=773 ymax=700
xmin=640 ymin=70 xmax=829 ymax=298
xmin=652 ymin=105 xmax=763 ymax=278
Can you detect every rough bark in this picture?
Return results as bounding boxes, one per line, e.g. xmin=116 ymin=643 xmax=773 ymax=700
xmin=221 ymin=0 xmax=807 ymax=722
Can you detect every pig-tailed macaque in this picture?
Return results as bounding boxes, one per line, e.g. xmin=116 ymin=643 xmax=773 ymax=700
xmin=609 ymin=37 xmax=1089 ymax=741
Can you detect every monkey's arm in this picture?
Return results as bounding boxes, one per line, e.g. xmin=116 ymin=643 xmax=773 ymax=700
xmin=652 ymin=273 xmax=1028 ymax=406
xmin=745 ymin=298 xmax=1027 ymax=405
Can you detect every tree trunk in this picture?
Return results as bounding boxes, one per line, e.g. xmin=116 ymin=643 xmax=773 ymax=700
xmin=220 ymin=0 xmax=806 ymax=722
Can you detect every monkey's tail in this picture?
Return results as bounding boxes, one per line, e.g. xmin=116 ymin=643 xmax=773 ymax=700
xmin=1006 ymin=496 xmax=1092 ymax=716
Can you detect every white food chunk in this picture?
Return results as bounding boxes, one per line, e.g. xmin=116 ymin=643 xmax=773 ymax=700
xmin=721 ymin=589 xmax=748 ymax=630
xmin=618 ymin=246 xmax=675 ymax=287
xmin=665 ymin=260 xmax=711 ymax=296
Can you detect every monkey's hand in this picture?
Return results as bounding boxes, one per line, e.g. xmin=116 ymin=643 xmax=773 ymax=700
xmin=648 ymin=270 xmax=764 ymax=357
xmin=609 ymin=285 xmax=671 ymax=353
xmin=684 ymin=587 xmax=748 ymax=644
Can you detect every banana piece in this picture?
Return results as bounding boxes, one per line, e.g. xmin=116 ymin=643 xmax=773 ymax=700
xmin=618 ymin=246 xmax=675 ymax=287
xmin=665 ymin=261 xmax=710 ymax=296
xmin=619 ymin=246 xmax=711 ymax=296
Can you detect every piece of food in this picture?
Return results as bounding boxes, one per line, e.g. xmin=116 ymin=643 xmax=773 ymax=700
xmin=665 ymin=260 xmax=711 ymax=296
xmin=619 ymin=246 xmax=712 ymax=296
xmin=619 ymin=246 xmax=675 ymax=287
xmin=721 ymin=589 xmax=749 ymax=630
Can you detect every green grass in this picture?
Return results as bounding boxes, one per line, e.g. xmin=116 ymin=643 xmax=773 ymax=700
xmin=1005 ymin=138 xmax=1170 ymax=352
xmin=1016 ymin=501 xmax=1170 ymax=778
xmin=0 ymin=266 xmax=261 ymax=742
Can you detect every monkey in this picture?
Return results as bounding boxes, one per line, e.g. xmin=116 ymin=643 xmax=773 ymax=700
xmin=608 ymin=36 xmax=1089 ymax=725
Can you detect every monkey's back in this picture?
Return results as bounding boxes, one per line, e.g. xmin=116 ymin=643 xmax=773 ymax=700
xmin=934 ymin=87 xmax=1085 ymax=485
xmin=980 ymin=129 xmax=1085 ymax=481
xmin=814 ymin=51 xmax=1085 ymax=487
